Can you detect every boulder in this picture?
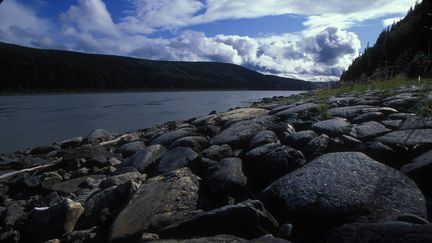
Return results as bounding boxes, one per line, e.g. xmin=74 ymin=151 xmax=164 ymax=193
xmin=284 ymin=130 xmax=318 ymax=149
xmin=381 ymin=119 xmax=403 ymax=129
xmin=328 ymin=105 xmax=372 ymax=119
xmin=202 ymin=158 xmax=248 ymax=199
xmin=109 ymin=168 xmax=201 ymax=242
xmin=150 ymin=128 xmax=199 ymax=147
xmin=376 ymin=129 xmax=432 ymax=146
xmin=351 ymin=112 xmax=385 ymax=124
xmin=99 ymin=172 xmax=144 ymax=189
xmin=311 ymin=118 xmax=351 ymax=136
xmin=260 ymin=152 xmax=427 ymax=232
xmin=159 ymin=200 xmax=279 ymax=239
xmin=305 ymin=134 xmax=331 ymax=159
xmin=399 ymin=116 xmax=432 ymax=130
xmin=15 ymin=199 xmax=84 ymax=242
xmin=168 ymin=136 xmax=209 ymax=152
xmin=268 ymin=122 xmax=296 ymax=141
xmin=249 ymin=130 xmax=280 ymax=149
xmin=349 ymin=121 xmax=391 ymax=139
xmin=123 ymin=145 xmax=166 ymax=173
xmin=60 ymin=137 xmax=85 ymax=149
xmin=49 ymin=175 xmax=106 ymax=194
xmin=87 ymin=129 xmax=111 ymax=141
xmin=325 ymin=221 xmax=432 ymax=243
xmin=274 ymin=103 xmax=319 ymax=118
xmin=400 ymin=149 xmax=432 ymax=192
xmin=200 ymin=145 xmax=233 ymax=161
xmin=245 ymin=144 xmax=305 ymax=189
xmin=118 ymin=141 xmax=145 ymax=157
xmin=157 ymin=147 xmax=198 ymax=174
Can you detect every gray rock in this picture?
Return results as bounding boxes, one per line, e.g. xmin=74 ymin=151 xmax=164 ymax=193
xmin=274 ymin=103 xmax=319 ymax=118
xmin=210 ymin=117 xmax=275 ymax=148
xmin=15 ymin=199 xmax=84 ymax=242
xmin=249 ymin=130 xmax=280 ymax=149
xmin=245 ymin=144 xmax=305 ymax=189
xmin=49 ymin=175 xmax=106 ymax=194
xmin=349 ymin=121 xmax=391 ymax=139
xmin=109 ymin=168 xmax=201 ymax=242
xmin=351 ymin=112 xmax=385 ymax=123
xmin=200 ymin=144 xmax=233 ymax=161
xmin=311 ymin=118 xmax=351 ymax=136
xmin=400 ymin=116 xmax=432 ymax=130
xmin=150 ymin=128 xmax=199 ymax=147
xmin=325 ymin=221 xmax=432 ymax=243
xmin=400 ymin=149 xmax=432 ymax=192
xmin=87 ymin=129 xmax=111 ymax=141
xmin=159 ymin=200 xmax=279 ymax=240
xmin=388 ymin=113 xmax=416 ymax=120
xmin=168 ymin=136 xmax=209 ymax=152
xmin=150 ymin=235 xmax=247 ymax=243
xmin=99 ymin=172 xmax=144 ymax=189
xmin=260 ymin=152 xmax=427 ymax=232
xmin=60 ymin=137 xmax=85 ymax=149
xmin=78 ymin=180 xmax=139 ymax=229
xmin=123 ymin=145 xmax=166 ymax=173
xmin=376 ymin=129 xmax=432 ymax=146
xmin=118 ymin=141 xmax=146 ymax=157
xmin=157 ymin=147 xmax=198 ymax=174
xmin=328 ymin=105 xmax=373 ymax=119
xmin=305 ymin=134 xmax=330 ymax=159
xmin=268 ymin=122 xmax=296 ymax=140
xmin=354 ymin=141 xmax=396 ymax=164
xmin=203 ymin=157 xmax=248 ymax=199
xmin=284 ymin=130 xmax=318 ymax=148
xmin=381 ymin=119 xmax=403 ymax=129
xmin=397 ymin=214 xmax=430 ymax=224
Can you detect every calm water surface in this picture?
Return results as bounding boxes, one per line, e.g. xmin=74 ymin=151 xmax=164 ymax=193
xmin=0 ymin=91 xmax=303 ymax=154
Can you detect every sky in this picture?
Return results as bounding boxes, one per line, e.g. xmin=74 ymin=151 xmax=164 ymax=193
xmin=0 ymin=0 xmax=419 ymax=81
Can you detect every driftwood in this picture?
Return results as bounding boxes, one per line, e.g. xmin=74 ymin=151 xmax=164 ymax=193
xmin=98 ymin=134 xmax=133 ymax=146
xmin=0 ymin=158 xmax=62 ymax=182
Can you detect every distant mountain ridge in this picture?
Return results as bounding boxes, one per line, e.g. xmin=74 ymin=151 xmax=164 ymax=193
xmin=341 ymin=0 xmax=432 ymax=82
xmin=0 ymin=42 xmax=318 ymax=92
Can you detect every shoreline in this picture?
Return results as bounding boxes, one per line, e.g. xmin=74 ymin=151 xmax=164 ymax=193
xmin=1 ymin=85 xmax=431 ymax=242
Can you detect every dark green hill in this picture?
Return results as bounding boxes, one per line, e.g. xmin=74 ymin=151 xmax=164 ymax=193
xmin=341 ymin=0 xmax=432 ymax=83
xmin=0 ymin=42 xmax=316 ymax=92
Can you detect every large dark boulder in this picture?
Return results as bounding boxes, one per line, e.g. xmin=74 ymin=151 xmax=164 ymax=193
xmin=245 ymin=144 xmax=305 ymax=189
xmin=150 ymin=128 xmax=199 ymax=147
xmin=249 ymin=130 xmax=280 ymax=149
xmin=202 ymin=157 xmax=248 ymax=199
xmin=15 ymin=199 xmax=84 ymax=242
xmin=159 ymin=200 xmax=279 ymax=239
xmin=156 ymin=147 xmax=198 ymax=174
xmin=200 ymin=144 xmax=233 ymax=161
xmin=284 ymin=130 xmax=318 ymax=149
xmin=400 ymin=149 xmax=432 ymax=193
xmin=376 ymin=129 xmax=432 ymax=146
xmin=399 ymin=116 xmax=432 ymax=130
xmin=260 ymin=152 xmax=427 ymax=232
xmin=108 ymin=168 xmax=201 ymax=242
xmin=325 ymin=221 xmax=432 ymax=243
xmin=168 ymin=136 xmax=209 ymax=152
xmin=122 ymin=145 xmax=166 ymax=173
xmin=311 ymin=118 xmax=351 ymax=136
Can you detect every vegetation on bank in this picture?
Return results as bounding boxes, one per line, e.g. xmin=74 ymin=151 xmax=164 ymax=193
xmin=341 ymin=0 xmax=432 ymax=83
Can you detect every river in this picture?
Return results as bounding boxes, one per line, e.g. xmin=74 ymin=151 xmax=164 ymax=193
xmin=0 ymin=91 xmax=303 ymax=154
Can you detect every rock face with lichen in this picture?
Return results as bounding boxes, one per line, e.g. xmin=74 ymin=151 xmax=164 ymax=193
xmin=1 ymin=85 xmax=432 ymax=243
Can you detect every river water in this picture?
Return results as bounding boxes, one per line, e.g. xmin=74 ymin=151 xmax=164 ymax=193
xmin=0 ymin=91 xmax=303 ymax=154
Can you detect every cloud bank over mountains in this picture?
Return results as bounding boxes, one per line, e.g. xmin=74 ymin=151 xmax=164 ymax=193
xmin=0 ymin=0 xmax=417 ymax=81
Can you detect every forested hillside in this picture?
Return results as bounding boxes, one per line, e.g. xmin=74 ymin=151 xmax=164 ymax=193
xmin=0 ymin=42 xmax=316 ymax=92
xmin=341 ymin=0 xmax=432 ymax=82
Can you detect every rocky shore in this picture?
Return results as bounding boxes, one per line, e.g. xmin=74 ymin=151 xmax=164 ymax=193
xmin=1 ymin=85 xmax=432 ymax=243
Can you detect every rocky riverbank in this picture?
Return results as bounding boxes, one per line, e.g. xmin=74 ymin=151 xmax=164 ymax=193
xmin=1 ymin=85 xmax=432 ymax=243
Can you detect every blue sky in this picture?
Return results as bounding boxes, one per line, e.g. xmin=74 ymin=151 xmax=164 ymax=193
xmin=0 ymin=0 xmax=418 ymax=81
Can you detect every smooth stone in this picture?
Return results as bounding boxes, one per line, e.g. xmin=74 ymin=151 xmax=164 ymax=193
xmin=200 ymin=144 xmax=233 ymax=161
xmin=305 ymin=134 xmax=330 ymax=159
xmin=87 ymin=129 xmax=111 ymax=141
xmin=15 ymin=199 xmax=84 ymax=242
xmin=349 ymin=121 xmax=391 ymax=139
xmin=400 ymin=149 xmax=432 ymax=192
xmin=274 ymin=103 xmax=319 ymax=117
xmin=387 ymin=113 xmax=416 ymax=120
xmin=157 ymin=147 xmax=198 ymax=174
xmin=249 ymin=130 xmax=280 ymax=149
xmin=49 ymin=175 xmax=106 ymax=194
xmin=268 ymin=122 xmax=296 ymax=140
xmin=381 ymin=119 xmax=403 ymax=129
xmin=351 ymin=112 xmax=385 ymax=123
xmin=260 ymin=152 xmax=427 ymax=232
xmin=284 ymin=130 xmax=318 ymax=149
xmin=109 ymin=168 xmax=201 ymax=242
xmin=60 ymin=137 xmax=85 ymax=149
xmin=311 ymin=118 xmax=351 ymax=136
xmin=159 ymin=200 xmax=279 ymax=240
xmin=325 ymin=221 xmax=432 ymax=243
xmin=245 ymin=144 xmax=305 ymax=189
xmin=118 ymin=141 xmax=146 ymax=157
xmin=168 ymin=136 xmax=209 ymax=152
xmin=397 ymin=214 xmax=430 ymax=224
xmin=99 ymin=172 xmax=144 ymax=189
xmin=123 ymin=145 xmax=166 ymax=173
xmin=399 ymin=116 xmax=432 ymax=130
xmin=202 ymin=157 xmax=248 ymax=199
xmin=376 ymin=129 xmax=432 ymax=146
xmin=354 ymin=141 xmax=396 ymax=164
xmin=150 ymin=128 xmax=199 ymax=147
xmin=328 ymin=105 xmax=373 ymax=119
